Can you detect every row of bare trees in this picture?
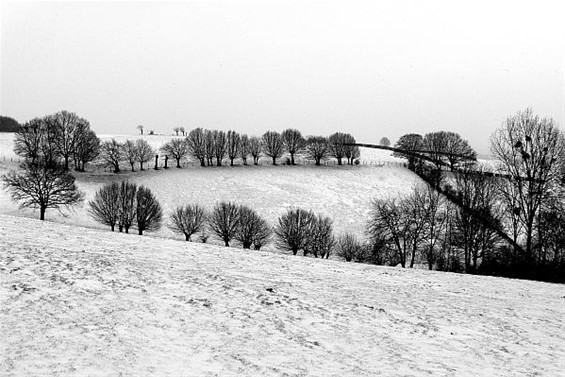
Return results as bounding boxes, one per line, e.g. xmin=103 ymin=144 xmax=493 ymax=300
xmin=184 ymin=128 xmax=360 ymax=167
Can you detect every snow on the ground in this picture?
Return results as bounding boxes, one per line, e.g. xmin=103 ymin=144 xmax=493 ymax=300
xmin=1 ymin=214 xmax=563 ymax=376
xmin=0 ymin=153 xmax=420 ymax=246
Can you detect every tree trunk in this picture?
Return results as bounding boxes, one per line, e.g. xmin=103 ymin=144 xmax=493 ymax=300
xmin=290 ymin=154 xmax=295 ymax=165
xmin=185 ymin=234 xmax=190 ymax=241
xmin=40 ymin=206 xmax=46 ymax=221
xmin=292 ymin=247 xmax=298 ymax=255
xmin=224 ymin=240 xmax=229 ymax=247
xmin=337 ymin=158 xmax=342 ymax=165
xmin=230 ymin=158 xmax=234 ymax=166
xmin=130 ymin=163 xmax=135 ymax=172
xmin=272 ymin=156 xmax=276 ymax=165
xmin=138 ymin=229 xmax=143 ymax=235
xmin=140 ymin=161 xmax=144 ymax=170
xmin=243 ymin=242 xmax=251 ymax=249
xmin=200 ymin=159 xmax=206 ymax=167
xmin=176 ymin=158 xmax=181 ymax=168
xmin=111 ymin=224 xmax=115 ymax=232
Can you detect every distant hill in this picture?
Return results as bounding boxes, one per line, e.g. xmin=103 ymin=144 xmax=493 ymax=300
xmin=0 ymin=116 xmax=20 ymax=132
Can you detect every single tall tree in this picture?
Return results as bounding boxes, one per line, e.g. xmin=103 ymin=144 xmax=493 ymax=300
xmin=187 ymin=128 xmax=207 ymax=167
xmin=305 ymin=136 xmax=329 ymax=165
xmin=281 ymin=128 xmax=305 ymax=165
xmin=2 ymin=162 xmax=84 ymax=220
xmin=226 ymin=130 xmax=241 ymax=166
xmin=136 ymin=186 xmax=163 ymax=235
xmin=161 ymin=138 xmax=189 ymax=168
xmin=209 ymin=201 xmax=240 ymax=246
xmin=262 ymin=131 xmax=284 ymax=165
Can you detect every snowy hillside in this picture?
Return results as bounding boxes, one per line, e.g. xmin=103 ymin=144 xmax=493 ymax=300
xmin=1 ymin=214 xmax=564 ymax=376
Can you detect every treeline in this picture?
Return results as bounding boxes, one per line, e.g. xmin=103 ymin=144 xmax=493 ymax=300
xmin=102 ymin=128 xmax=361 ymax=173
xmin=0 ymin=116 xmax=20 ymax=132
xmin=89 ymin=180 xmax=336 ymax=257
xmin=384 ymin=109 xmax=565 ymax=282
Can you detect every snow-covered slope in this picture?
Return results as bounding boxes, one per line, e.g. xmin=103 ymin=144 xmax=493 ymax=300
xmin=1 ymin=214 xmax=563 ymax=376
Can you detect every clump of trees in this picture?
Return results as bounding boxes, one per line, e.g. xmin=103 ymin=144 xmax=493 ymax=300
xmin=88 ymin=181 xmax=162 ymax=235
xmin=275 ymin=208 xmax=335 ymax=258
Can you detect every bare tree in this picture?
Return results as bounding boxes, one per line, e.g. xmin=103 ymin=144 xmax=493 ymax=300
xmin=209 ymin=201 xmax=240 ymax=246
xmin=123 ymin=140 xmax=138 ymax=171
xmin=45 ymin=111 xmax=83 ymax=170
xmin=328 ymin=132 xmax=347 ymax=165
xmin=173 ymin=127 xmax=181 ymax=136
xmin=212 ymin=130 xmax=227 ymax=166
xmin=393 ymin=133 xmax=423 ymax=170
xmin=343 ymin=134 xmax=360 ymax=165
xmin=240 ymin=134 xmax=251 ymax=165
xmin=2 ymin=162 xmax=83 ymax=220
xmin=380 ymin=137 xmax=391 ymax=147
xmin=161 ymin=138 xmax=189 ymax=168
xmin=336 ymin=233 xmax=361 ymax=262
xmin=168 ymin=204 xmax=207 ymax=241
xmin=118 ymin=180 xmax=137 ymax=233
xmin=187 ymin=128 xmax=207 ymax=167
xmin=73 ymin=126 xmax=100 ymax=172
xmin=424 ymin=131 xmax=476 ymax=171
xmin=262 ymin=131 xmax=284 ymax=165
xmin=305 ymin=214 xmax=335 ymax=258
xmin=136 ymin=186 xmax=163 ymax=235
xmin=250 ymin=136 xmax=262 ymax=165
xmin=281 ymin=128 xmax=305 ymax=165
xmin=204 ymin=129 xmax=215 ymax=166
xmin=88 ymin=182 xmax=120 ymax=231
xmin=135 ymin=139 xmax=154 ymax=170
xmin=14 ymin=117 xmax=59 ymax=167
xmin=226 ymin=130 xmax=241 ymax=166
xmin=100 ymin=139 xmax=123 ymax=173
xmin=137 ymin=125 xmax=144 ymax=135
xmin=275 ymin=208 xmax=314 ymax=255
xmin=418 ymin=184 xmax=448 ymax=270
xmin=234 ymin=205 xmax=271 ymax=249
xmin=490 ymin=108 xmax=565 ymax=263
xmin=180 ymin=127 xmax=185 ymax=136
xmin=305 ymin=136 xmax=329 ymax=166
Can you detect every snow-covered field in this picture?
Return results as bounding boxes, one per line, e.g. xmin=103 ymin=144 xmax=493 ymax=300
xmin=1 ymin=214 xmax=564 ymax=376
xmin=0 ymin=132 xmax=418 ymax=245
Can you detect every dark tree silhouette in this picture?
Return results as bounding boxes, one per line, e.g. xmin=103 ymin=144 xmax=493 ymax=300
xmin=234 ymin=205 xmax=272 ymax=249
xmin=226 ymin=130 xmax=241 ymax=166
xmin=187 ymin=128 xmax=207 ymax=166
xmin=0 ymin=115 xmax=20 ymax=132
xmin=209 ymin=201 xmax=240 ymax=246
xmin=88 ymin=182 xmax=121 ymax=231
xmin=123 ymin=140 xmax=138 ymax=171
xmin=73 ymin=126 xmax=100 ymax=172
xmin=100 ymin=139 xmax=123 ymax=173
xmin=343 ymin=134 xmax=360 ymax=165
xmin=136 ymin=186 xmax=163 ymax=235
xmin=240 ymin=134 xmax=251 ymax=165
xmin=275 ymin=208 xmax=314 ymax=255
xmin=250 ymin=136 xmax=262 ymax=165
xmin=137 ymin=125 xmax=144 ymax=135
xmin=262 ymin=131 xmax=284 ymax=165
xmin=118 ymin=181 xmax=137 ymax=233
xmin=281 ymin=128 xmax=305 ymax=165
xmin=305 ymin=214 xmax=335 ymax=258
xmin=14 ymin=118 xmax=48 ymax=165
xmin=328 ymin=132 xmax=347 ymax=165
xmin=394 ymin=133 xmax=423 ymax=170
xmin=336 ymin=233 xmax=361 ymax=262
xmin=135 ymin=139 xmax=154 ymax=170
xmin=2 ymin=162 xmax=83 ymax=220
xmin=161 ymin=138 xmax=189 ymax=168
xmin=168 ymin=204 xmax=207 ymax=241
xmin=212 ymin=130 xmax=227 ymax=166
xmin=380 ymin=137 xmax=391 ymax=147
xmin=305 ymin=136 xmax=329 ymax=166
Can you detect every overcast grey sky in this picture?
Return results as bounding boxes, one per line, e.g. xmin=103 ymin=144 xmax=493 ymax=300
xmin=1 ymin=1 xmax=563 ymax=154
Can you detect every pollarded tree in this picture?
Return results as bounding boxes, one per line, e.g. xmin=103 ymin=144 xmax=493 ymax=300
xmin=100 ymin=139 xmax=123 ymax=173
xmin=490 ymin=108 xmax=565 ymax=263
xmin=212 ymin=130 xmax=227 ymax=166
xmin=275 ymin=208 xmax=315 ymax=255
xmin=135 ymin=139 xmax=154 ymax=170
xmin=305 ymin=136 xmax=329 ymax=166
xmin=226 ymin=130 xmax=241 ymax=166
xmin=304 ymin=214 xmax=335 ymax=258
xmin=234 ymin=205 xmax=271 ymax=249
xmin=209 ymin=201 xmax=240 ymax=246
xmin=328 ymin=132 xmax=347 ymax=165
xmin=2 ymin=162 xmax=84 ymax=220
xmin=240 ymin=134 xmax=251 ymax=165
xmin=123 ymin=140 xmax=138 ymax=171
xmin=137 ymin=125 xmax=144 ymax=135
xmin=250 ymin=136 xmax=262 ymax=165
xmin=180 ymin=127 xmax=185 ymax=136
xmin=262 ymin=131 xmax=284 ymax=165
xmin=161 ymin=138 xmax=189 ymax=168
xmin=394 ymin=133 xmax=423 ymax=171
xmin=136 ymin=186 xmax=163 ymax=235
xmin=281 ymin=128 xmax=305 ymax=165
xmin=204 ymin=129 xmax=215 ymax=166
xmin=187 ymin=128 xmax=207 ymax=167
xmin=88 ymin=182 xmax=121 ymax=231
xmin=118 ymin=180 xmax=137 ymax=233
xmin=380 ymin=137 xmax=391 ymax=147
xmin=168 ymin=204 xmax=207 ymax=241
xmin=173 ymin=127 xmax=181 ymax=136
xmin=343 ymin=134 xmax=360 ymax=165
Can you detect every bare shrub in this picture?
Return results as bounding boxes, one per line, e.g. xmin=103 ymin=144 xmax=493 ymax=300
xmin=337 ymin=233 xmax=361 ymax=262
xmin=275 ymin=208 xmax=315 ymax=255
xmin=88 ymin=182 xmax=120 ymax=231
xmin=305 ymin=214 xmax=335 ymax=258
